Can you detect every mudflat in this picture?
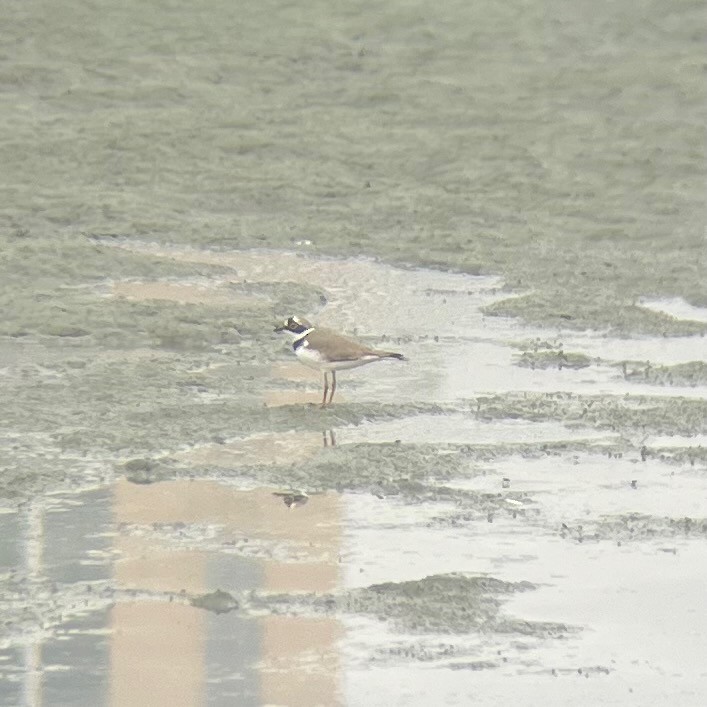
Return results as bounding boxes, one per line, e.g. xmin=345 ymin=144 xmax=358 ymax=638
xmin=1 ymin=1 xmax=705 ymax=705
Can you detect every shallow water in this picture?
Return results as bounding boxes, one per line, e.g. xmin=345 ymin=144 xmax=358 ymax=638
xmin=639 ymin=298 xmax=707 ymax=325
xmin=2 ymin=443 xmax=706 ymax=705
xmin=2 ymin=243 xmax=706 ymax=706
xmin=111 ymin=241 xmax=707 ymax=404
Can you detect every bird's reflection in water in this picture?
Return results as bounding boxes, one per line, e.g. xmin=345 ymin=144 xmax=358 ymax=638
xmin=271 ymin=427 xmax=338 ymax=511
xmin=322 ymin=429 xmax=336 ymax=447
xmin=272 ymin=490 xmax=309 ymax=509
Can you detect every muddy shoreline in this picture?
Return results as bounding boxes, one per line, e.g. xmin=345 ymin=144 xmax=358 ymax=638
xmin=2 ymin=0 xmax=706 ymax=703
xmin=2 ymin=244 xmax=706 ymax=705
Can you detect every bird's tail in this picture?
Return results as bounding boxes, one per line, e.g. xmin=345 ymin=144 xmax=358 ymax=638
xmin=377 ymin=351 xmax=407 ymax=361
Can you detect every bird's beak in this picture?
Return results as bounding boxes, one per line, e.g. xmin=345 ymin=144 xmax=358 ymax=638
xmin=274 ymin=324 xmax=285 ymax=333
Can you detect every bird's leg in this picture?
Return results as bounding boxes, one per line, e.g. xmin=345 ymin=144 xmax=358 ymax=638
xmin=328 ymin=370 xmax=337 ymax=405
xmin=321 ymin=372 xmax=329 ymax=407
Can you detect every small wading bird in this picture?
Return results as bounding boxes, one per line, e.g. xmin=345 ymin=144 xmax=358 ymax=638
xmin=274 ymin=316 xmax=406 ymax=407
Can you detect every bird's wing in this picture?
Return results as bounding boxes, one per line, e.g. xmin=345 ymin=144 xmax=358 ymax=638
xmin=306 ymin=329 xmax=379 ymax=362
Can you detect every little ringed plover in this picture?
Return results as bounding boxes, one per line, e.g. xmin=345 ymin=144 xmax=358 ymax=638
xmin=274 ymin=316 xmax=406 ymax=406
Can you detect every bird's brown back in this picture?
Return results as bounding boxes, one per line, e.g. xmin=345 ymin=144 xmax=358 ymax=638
xmin=307 ymin=328 xmax=403 ymax=362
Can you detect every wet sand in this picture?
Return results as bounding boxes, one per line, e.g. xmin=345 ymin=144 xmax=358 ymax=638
xmin=1 ymin=0 xmax=706 ymax=705
xmin=2 ymin=246 xmax=706 ymax=706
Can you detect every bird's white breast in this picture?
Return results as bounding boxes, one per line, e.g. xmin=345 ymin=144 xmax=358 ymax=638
xmin=294 ymin=340 xmax=328 ymax=369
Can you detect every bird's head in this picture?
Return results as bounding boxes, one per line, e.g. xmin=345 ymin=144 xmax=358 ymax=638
xmin=274 ymin=315 xmax=314 ymax=336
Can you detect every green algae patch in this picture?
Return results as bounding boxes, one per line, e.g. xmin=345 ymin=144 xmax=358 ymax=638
xmin=475 ymin=392 xmax=707 ymax=437
xmin=183 ymin=438 xmax=468 ymax=494
xmin=1 ymin=234 xmax=326 ymax=347
xmin=515 ymin=348 xmax=592 ymax=370
xmin=342 ymin=574 xmax=570 ymax=638
xmin=250 ymin=573 xmax=572 ymax=643
xmin=560 ymin=513 xmax=707 ymax=544
xmin=484 ymin=293 xmax=707 ymax=337
xmin=191 ymin=590 xmax=240 ymax=614
xmin=0 ymin=381 xmax=449 ymax=501
xmin=2 ymin=0 xmax=705 ymax=342
xmin=646 ymin=445 xmax=707 ymax=468
xmin=618 ymin=360 xmax=707 ymax=388
xmin=271 ymin=441 xmax=466 ymax=491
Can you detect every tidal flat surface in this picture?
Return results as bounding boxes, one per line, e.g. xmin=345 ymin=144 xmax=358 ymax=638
xmin=1 ymin=0 xmax=706 ymax=705
xmin=2 ymin=246 xmax=706 ymax=707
